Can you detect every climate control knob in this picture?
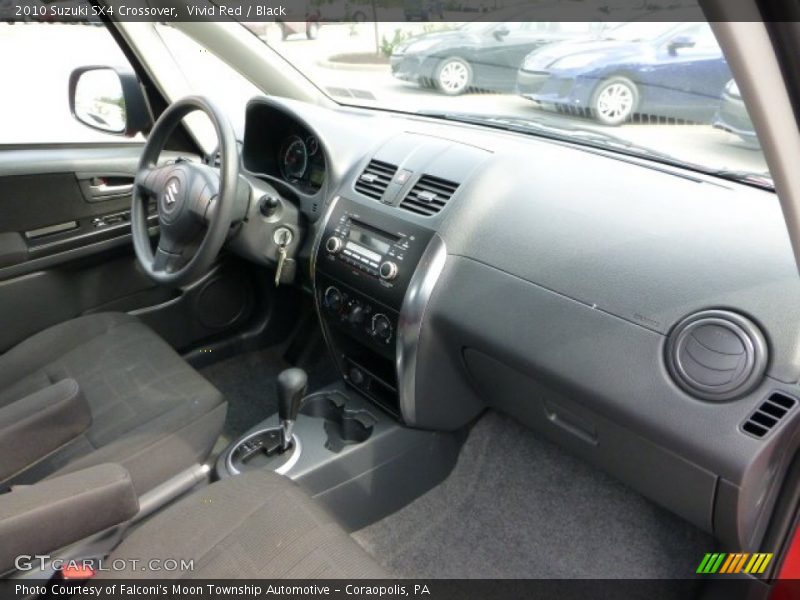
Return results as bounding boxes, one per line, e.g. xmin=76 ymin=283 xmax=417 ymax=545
xmin=371 ymin=313 xmax=393 ymax=342
xmin=325 ymin=236 xmax=344 ymax=254
xmin=348 ymin=367 xmax=365 ymax=386
xmin=379 ymin=260 xmax=399 ymax=281
xmin=347 ymin=302 xmax=366 ymax=326
xmin=323 ymin=286 xmax=343 ymax=312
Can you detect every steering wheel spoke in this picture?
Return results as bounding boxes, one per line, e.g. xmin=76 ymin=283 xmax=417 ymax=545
xmin=135 ymin=165 xmax=171 ymax=199
xmin=153 ymin=246 xmax=184 ymax=274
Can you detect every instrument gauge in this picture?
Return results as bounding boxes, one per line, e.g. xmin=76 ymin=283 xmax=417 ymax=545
xmin=306 ymin=135 xmax=319 ymax=157
xmin=280 ymin=136 xmax=308 ymax=181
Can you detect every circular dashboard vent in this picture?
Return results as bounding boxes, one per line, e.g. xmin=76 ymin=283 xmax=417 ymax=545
xmin=666 ymin=310 xmax=767 ymax=401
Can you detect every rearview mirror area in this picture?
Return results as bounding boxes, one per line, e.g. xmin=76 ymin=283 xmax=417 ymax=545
xmin=69 ymin=66 xmax=152 ymax=137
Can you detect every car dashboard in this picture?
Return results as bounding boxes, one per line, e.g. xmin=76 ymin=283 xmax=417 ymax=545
xmin=231 ymin=95 xmax=800 ymax=554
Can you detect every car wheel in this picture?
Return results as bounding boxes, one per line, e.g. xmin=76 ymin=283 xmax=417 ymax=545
xmin=352 ymin=10 xmax=366 ymax=22
xmin=434 ymin=57 xmax=472 ymax=96
xmin=591 ymin=76 xmax=639 ymax=126
xmin=306 ymin=22 xmax=320 ymax=40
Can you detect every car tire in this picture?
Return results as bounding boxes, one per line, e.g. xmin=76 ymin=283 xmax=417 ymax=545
xmin=434 ymin=57 xmax=472 ymax=96
xmin=352 ymin=10 xmax=366 ymax=22
xmin=306 ymin=22 xmax=320 ymax=40
xmin=591 ymin=76 xmax=639 ymax=126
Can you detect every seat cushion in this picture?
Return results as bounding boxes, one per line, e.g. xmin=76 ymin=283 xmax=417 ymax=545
xmin=102 ymin=470 xmax=387 ymax=579
xmin=1 ymin=312 xmax=225 ymax=494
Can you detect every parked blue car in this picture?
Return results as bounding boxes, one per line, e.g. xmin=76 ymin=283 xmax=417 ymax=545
xmin=712 ymin=79 xmax=759 ymax=148
xmin=516 ymin=22 xmax=732 ymax=125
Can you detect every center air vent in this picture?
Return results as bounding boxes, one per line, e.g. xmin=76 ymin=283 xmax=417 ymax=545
xmin=399 ymin=175 xmax=459 ymax=216
xmin=666 ymin=310 xmax=767 ymax=402
xmin=354 ymin=159 xmax=397 ymax=201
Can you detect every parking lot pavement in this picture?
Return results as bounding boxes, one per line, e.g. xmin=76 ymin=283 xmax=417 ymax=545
xmin=2 ymin=22 xmax=767 ymax=176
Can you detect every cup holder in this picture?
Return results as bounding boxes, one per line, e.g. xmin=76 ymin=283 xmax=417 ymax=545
xmin=300 ymin=393 xmax=376 ymax=451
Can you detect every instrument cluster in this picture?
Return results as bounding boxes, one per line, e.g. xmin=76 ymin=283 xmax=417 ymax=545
xmin=278 ymin=133 xmax=326 ymax=193
xmin=241 ymin=102 xmax=327 ymax=198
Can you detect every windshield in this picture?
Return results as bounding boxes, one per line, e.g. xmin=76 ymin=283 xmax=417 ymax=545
xmin=460 ymin=22 xmax=494 ymax=34
xmin=603 ymin=21 xmax=681 ymax=42
xmin=248 ymin=15 xmax=768 ymax=186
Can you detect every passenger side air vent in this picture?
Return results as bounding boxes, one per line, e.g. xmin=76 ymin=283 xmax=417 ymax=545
xmin=399 ymin=175 xmax=459 ymax=217
xmin=742 ymin=392 xmax=797 ymax=439
xmin=666 ymin=310 xmax=768 ymax=402
xmin=354 ymin=159 xmax=397 ymax=200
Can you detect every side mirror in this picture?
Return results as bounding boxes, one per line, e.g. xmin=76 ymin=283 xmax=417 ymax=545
xmin=493 ymin=26 xmax=510 ymax=41
xmin=668 ymin=35 xmax=696 ymax=55
xmin=69 ymin=66 xmax=152 ymax=137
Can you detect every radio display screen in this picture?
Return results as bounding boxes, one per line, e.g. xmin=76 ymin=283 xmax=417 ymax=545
xmin=348 ymin=221 xmax=396 ymax=255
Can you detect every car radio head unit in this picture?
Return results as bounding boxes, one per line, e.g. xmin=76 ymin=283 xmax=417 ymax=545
xmin=349 ymin=220 xmax=396 ymax=256
xmin=313 ymin=196 xmax=437 ymax=418
xmin=320 ymin=207 xmax=427 ymax=305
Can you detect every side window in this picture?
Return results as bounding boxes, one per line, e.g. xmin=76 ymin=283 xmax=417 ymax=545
xmin=0 ymin=20 xmax=141 ymax=144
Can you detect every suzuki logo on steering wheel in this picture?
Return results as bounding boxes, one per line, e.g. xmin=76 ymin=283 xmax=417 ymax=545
xmin=164 ymin=178 xmax=180 ymax=206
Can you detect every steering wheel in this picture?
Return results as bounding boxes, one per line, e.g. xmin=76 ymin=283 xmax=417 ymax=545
xmin=131 ymin=96 xmax=239 ymax=286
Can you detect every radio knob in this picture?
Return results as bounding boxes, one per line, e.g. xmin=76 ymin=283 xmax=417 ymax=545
xmin=325 ymin=236 xmax=344 ymax=254
xmin=379 ymin=260 xmax=398 ymax=281
xmin=323 ymin=286 xmax=343 ymax=312
xmin=371 ymin=314 xmax=393 ymax=341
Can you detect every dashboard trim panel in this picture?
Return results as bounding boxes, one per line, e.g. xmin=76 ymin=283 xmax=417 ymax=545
xmin=310 ymin=196 xmax=340 ymax=280
xmin=397 ymin=233 xmax=447 ymax=426
xmin=310 ymin=196 xmax=342 ymax=380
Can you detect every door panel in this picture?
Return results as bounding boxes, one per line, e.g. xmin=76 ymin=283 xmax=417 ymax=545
xmin=0 ymin=145 xmax=258 ymax=353
xmin=0 ymin=146 xmax=152 ymax=269
xmin=0 ymin=248 xmax=171 ymax=352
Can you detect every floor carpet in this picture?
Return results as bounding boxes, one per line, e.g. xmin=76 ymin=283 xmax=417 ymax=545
xmin=200 ymin=347 xmax=341 ymax=439
xmin=353 ymin=410 xmax=714 ymax=581
xmin=200 ymin=348 xmax=289 ymax=439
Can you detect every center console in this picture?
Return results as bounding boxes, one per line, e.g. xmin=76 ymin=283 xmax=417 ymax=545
xmin=312 ymin=195 xmax=443 ymax=423
xmin=216 ymin=188 xmax=456 ymax=532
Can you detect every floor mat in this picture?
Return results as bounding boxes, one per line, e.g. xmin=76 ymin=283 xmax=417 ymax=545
xmin=353 ymin=411 xmax=714 ymax=579
xmin=200 ymin=348 xmax=289 ymax=439
xmin=200 ymin=347 xmax=341 ymax=440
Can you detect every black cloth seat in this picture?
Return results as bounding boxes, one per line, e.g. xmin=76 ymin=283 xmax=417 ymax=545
xmin=101 ymin=470 xmax=387 ymax=578
xmin=0 ymin=312 xmax=225 ymax=494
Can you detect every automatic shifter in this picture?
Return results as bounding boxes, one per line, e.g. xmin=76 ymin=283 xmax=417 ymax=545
xmin=277 ymin=368 xmax=307 ymax=451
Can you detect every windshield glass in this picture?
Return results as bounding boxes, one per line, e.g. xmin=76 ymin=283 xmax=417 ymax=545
xmin=248 ymin=13 xmax=768 ymax=185
xmin=603 ymin=21 xmax=680 ymax=42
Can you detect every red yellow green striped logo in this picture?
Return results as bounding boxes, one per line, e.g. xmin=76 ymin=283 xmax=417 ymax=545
xmin=696 ymin=553 xmax=773 ymax=574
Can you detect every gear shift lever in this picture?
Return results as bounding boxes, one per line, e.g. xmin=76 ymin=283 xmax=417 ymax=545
xmin=277 ymin=368 xmax=307 ymax=451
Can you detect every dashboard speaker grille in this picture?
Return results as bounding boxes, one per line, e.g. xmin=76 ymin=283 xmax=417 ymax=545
xmin=400 ymin=175 xmax=459 ymax=216
xmin=354 ymin=159 xmax=397 ymax=201
xmin=666 ymin=310 xmax=767 ymax=402
xmin=742 ymin=392 xmax=797 ymax=438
